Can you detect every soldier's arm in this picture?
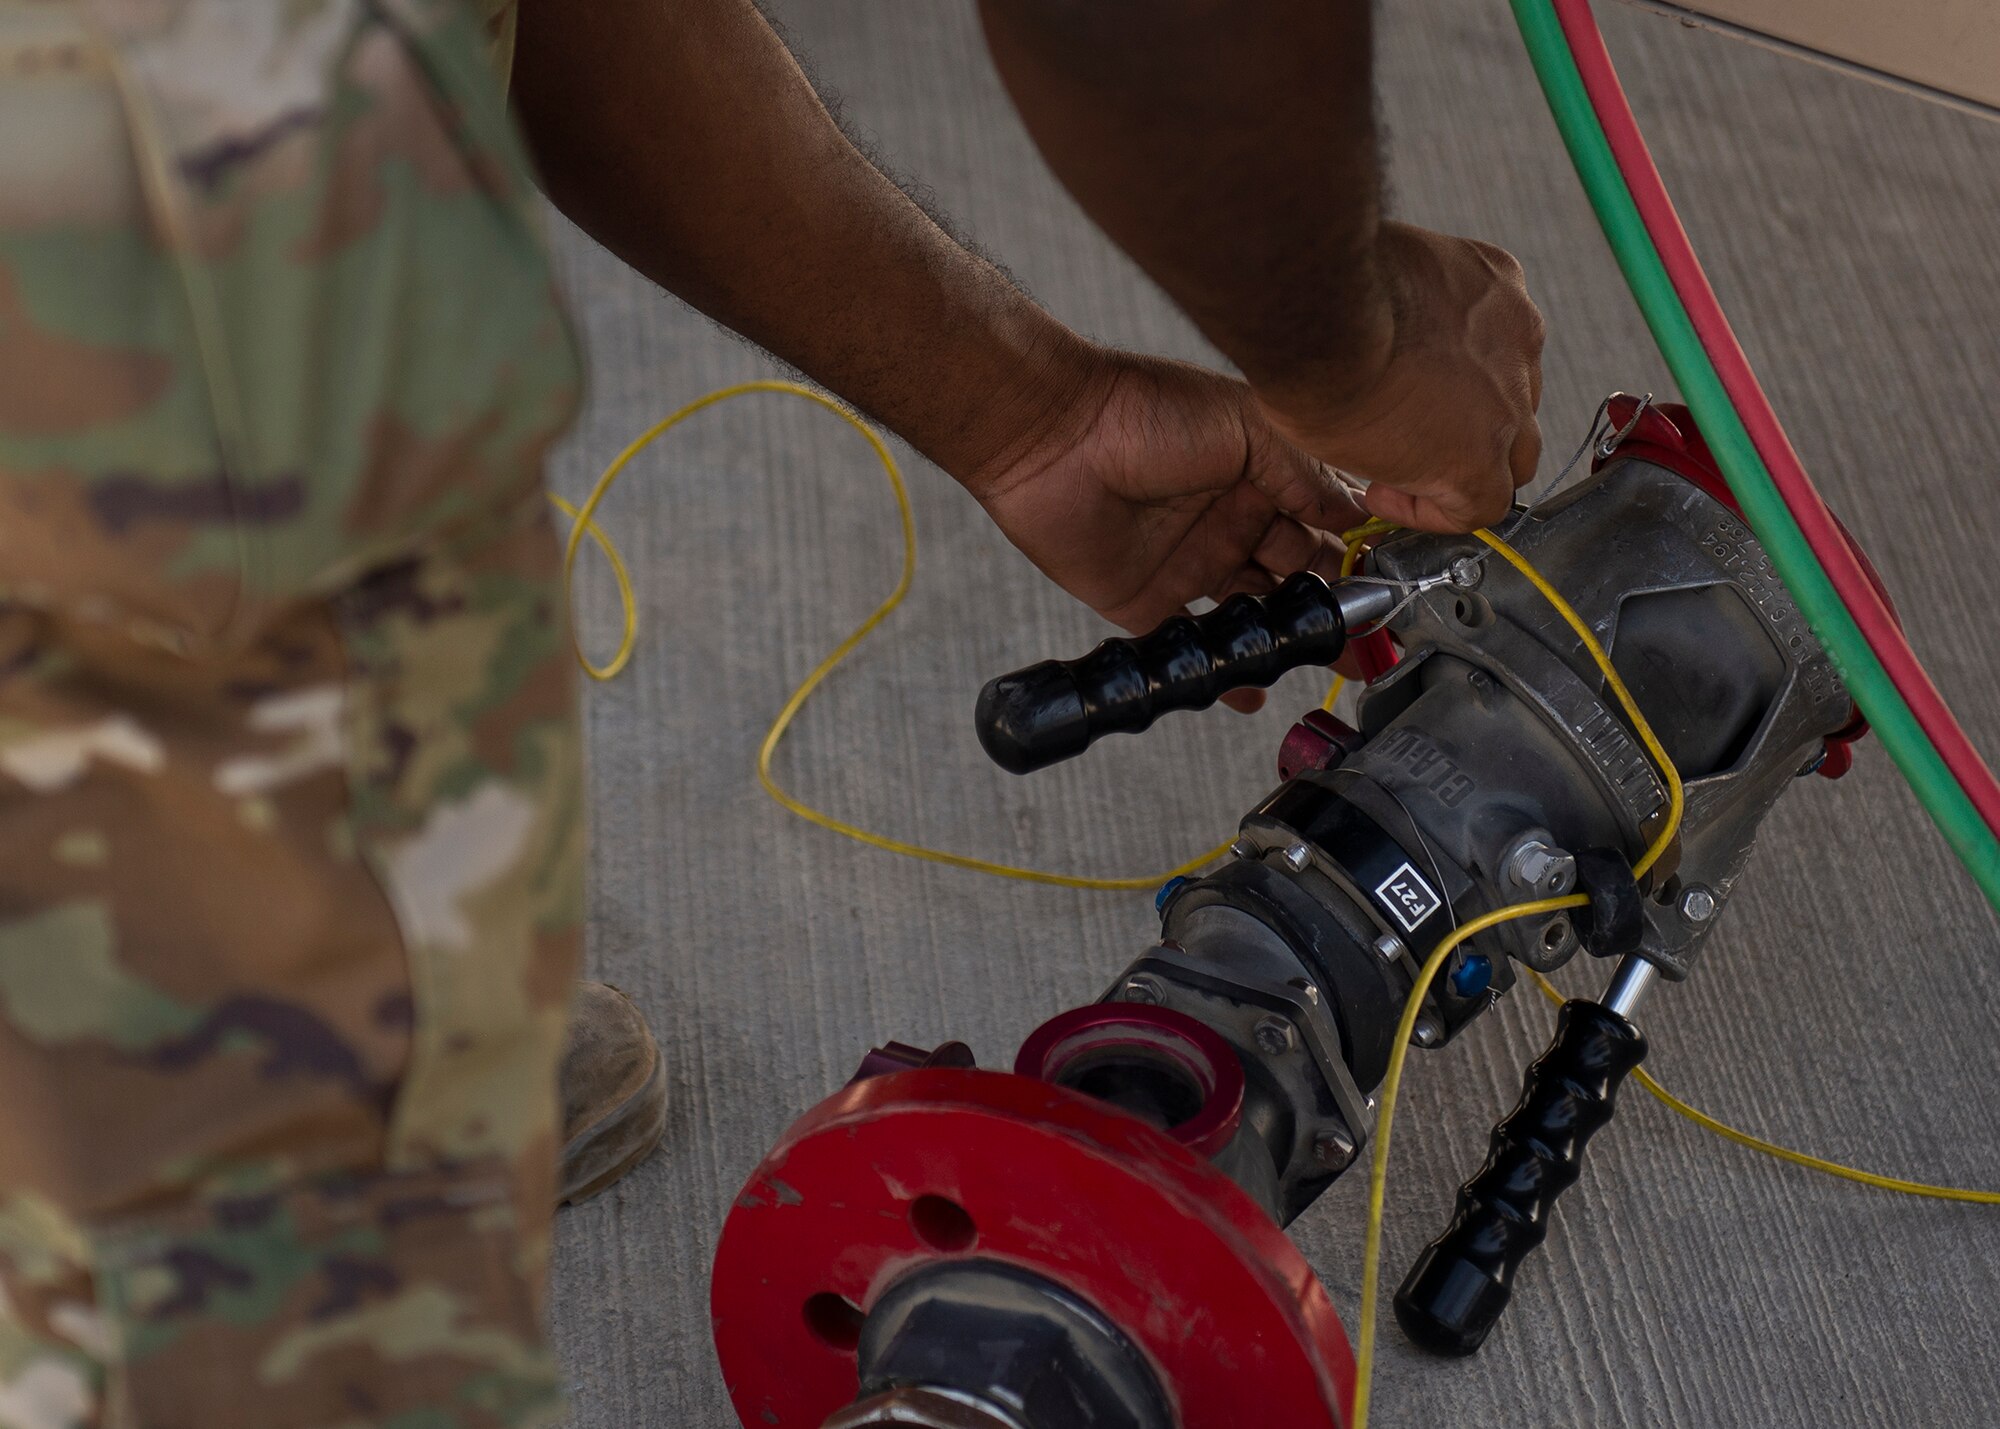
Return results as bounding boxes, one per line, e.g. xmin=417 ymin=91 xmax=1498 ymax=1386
xmin=975 ymin=0 xmax=1546 ymax=531
xmin=509 ymin=0 xmax=1095 ymax=489
xmin=976 ymin=0 xmax=1392 ymax=418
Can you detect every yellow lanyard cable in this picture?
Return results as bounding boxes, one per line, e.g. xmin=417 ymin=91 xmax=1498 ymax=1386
xmin=1475 ymin=527 xmax=1684 ymax=879
xmin=558 ymin=386 xmax=1996 ymax=1429
xmin=1351 ymin=523 xmax=1687 ymax=1429
xmin=1352 ymin=894 xmax=1588 ymax=1429
xmin=1352 ymin=526 xmax=1992 ymax=1427
xmin=1520 ymin=967 xmax=2000 ymax=1204
xmin=552 ymin=379 xmax=1232 ymax=890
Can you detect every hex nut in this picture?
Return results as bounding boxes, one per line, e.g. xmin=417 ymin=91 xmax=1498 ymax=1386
xmin=1122 ymin=975 xmax=1166 ymax=1005
xmin=1253 ymin=1014 xmax=1297 ymax=1055
xmin=1506 ymin=839 xmax=1577 ymax=895
xmin=1509 ymin=840 xmax=1555 ymax=885
xmin=1313 ymin=1129 xmax=1358 ymax=1171
xmin=1679 ymin=885 xmax=1719 ymax=923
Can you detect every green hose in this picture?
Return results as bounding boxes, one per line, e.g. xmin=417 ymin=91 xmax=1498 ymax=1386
xmin=1509 ymin=0 xmax=2000 ymax=906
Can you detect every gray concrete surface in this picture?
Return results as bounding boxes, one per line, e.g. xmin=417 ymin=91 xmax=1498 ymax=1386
xmin=542 ymin=3 xmax=2000 ymax=1424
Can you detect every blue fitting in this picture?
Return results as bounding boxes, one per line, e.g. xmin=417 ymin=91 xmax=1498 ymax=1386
xmin=1155 ymin=875 xmax=1192 ymax=914
xmin=1450 ymin=953 xmax=1493 ymax=999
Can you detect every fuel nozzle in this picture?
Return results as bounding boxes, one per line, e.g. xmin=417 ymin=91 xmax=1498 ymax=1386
xmin=974 ymin=573 xmax=1398 ymax=775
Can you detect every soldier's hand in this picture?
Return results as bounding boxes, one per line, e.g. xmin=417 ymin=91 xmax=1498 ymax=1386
xmin=1253 ymin=221 xmax=1546 ymax=534
xmin=966 ymin=350 xmax=1365 ymax=713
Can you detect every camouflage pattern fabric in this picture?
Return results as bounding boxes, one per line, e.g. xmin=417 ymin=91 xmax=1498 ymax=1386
xmin=0 ymin=1 xmax=585 ymax=1424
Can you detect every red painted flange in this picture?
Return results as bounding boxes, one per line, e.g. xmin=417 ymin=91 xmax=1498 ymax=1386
xmin=711 ymin=1067 xmax=1355 ymax=1429
xmin=1012 ymin=1003 xmax=1246 ymax=1159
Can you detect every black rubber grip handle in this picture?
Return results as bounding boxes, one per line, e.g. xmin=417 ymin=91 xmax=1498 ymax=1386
xmin=974 ymin=571 xmax=1348 ymax=775
xmin=1395 ymin=999 xmax=1647 ymax=1356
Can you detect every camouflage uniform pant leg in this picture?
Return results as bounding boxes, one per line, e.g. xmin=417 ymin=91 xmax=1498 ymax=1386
xmin=0 ymin=1 xmax=588 ymax=1425
xmin=0 ymin=514 xmax=585 ymax=1429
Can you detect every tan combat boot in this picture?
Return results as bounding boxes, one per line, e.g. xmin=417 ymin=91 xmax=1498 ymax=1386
xmin=557 ymin=982 xmax=668 ymax=1205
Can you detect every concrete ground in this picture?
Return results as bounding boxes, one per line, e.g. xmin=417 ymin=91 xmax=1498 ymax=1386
xmin=542 ymin=3 xmax=2000 ymax=1425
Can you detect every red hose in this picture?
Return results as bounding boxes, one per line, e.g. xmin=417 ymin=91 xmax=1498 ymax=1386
xmin=1550 ymin=0 xmax=2000 ymax=833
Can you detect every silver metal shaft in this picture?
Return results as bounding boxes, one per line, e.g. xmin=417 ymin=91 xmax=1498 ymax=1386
xmin=1331 ymin=578 xmax=1401 ymax=631
xmin=1600 ymin=954 xmax=1659 ymax=1022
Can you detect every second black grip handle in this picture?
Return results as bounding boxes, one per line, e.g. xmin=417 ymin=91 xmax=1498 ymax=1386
xmin=1395 ymin=999 xmax=1647 ymax=1356
xmin=974 ymin=571 xmax=1348 ymax=775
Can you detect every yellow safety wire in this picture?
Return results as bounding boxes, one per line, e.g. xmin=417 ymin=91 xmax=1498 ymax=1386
xmin=553 ymin=380 xmax=1230 ymax=890
xmin=559 ymin=386 xmax=1994 ymax=1429
xmin=1475 ymin=527 xmax=1683 ymax=879
xmin=1351 ymin=527 xmax=1993 ymax=1427
xmin=1351 ymin=523 xmax=1684 ymax=1428
xmin=1352 ymin=894 xmax=1588 ymax=1429
xmin=1521 ymin=967 xmax=2000 ymax=1205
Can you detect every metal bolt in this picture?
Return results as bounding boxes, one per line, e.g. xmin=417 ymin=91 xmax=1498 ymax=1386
xmin=1507 ymin=839 xmax=1555 ymax=885
xmin=1506 ymin=839 xmax=1576 ymax=895
xmin=1679 ymin=885 xmax=1719 ymax=923
xmin=1253 ymin=1014 xmax=1297 ymax=1055
xmin=1230 ymin=837 xmax=1258 ymax=860
xmin=1313 ymin=1129 xmax=1358 ymax=1171
xmin=1467 ymin=668 xmax=1495 ymax=694
xmin=1280 ymin=842 xmax=1311 ymax=873
xmin=1122 ymin=975 xmax=1166 ymax=1005
xmin=1365 ymin=1095 xmax=1378 ymax=1112
xmin=1412 ymin=1015 xmax=1443 ymax=1048
xmin=1372 ymin=933 xmax=1407 ymax=964
xmin=1287 ymin=977 xmax=1321 ymax=1006
xmin=1450 ymin=555 xmax=1484 ymax=589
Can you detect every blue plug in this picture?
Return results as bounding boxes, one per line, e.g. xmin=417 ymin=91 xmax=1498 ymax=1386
xmin=1450 ymin=953 xmax=1493 ymax=998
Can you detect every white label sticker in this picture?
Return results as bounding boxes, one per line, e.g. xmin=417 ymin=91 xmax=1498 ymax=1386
xmin=1374 ymin=861 xmax=1442 ymax=933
